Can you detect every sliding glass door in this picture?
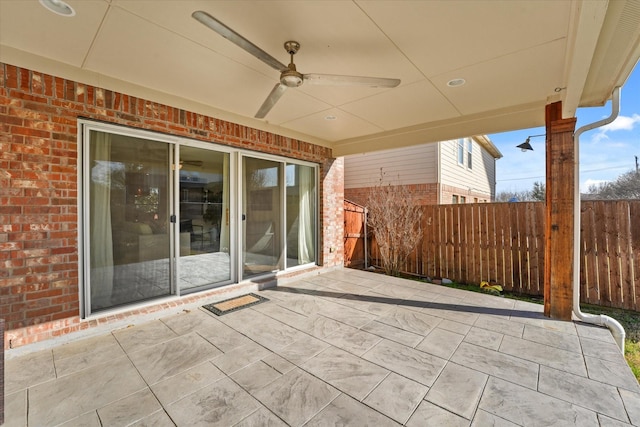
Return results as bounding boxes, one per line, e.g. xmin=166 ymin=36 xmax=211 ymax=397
xmin=286 ymin=164 xmax=316 ymax=267
xmin=242 ymin=157 xmax=282 ymax=278
xmin=87 ymin=131 xmax=172 ymax=312
xmin=83 ymin=122 xmax=318 ymax=316
xmin=178 ymin=146 xmax=231 ymax=290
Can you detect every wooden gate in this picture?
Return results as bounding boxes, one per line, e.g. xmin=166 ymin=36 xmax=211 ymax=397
xmin=344 ymin=200 xmax=367 ymax=269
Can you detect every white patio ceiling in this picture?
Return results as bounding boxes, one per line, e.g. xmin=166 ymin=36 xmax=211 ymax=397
xmin=1 ymin=0 xmax=639 ymax=156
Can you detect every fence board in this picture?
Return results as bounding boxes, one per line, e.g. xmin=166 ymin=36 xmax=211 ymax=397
xmin=630 ymin=201 xmax=640 ymax=311
xmin=364 ymin=200 xmax=640 ymax=311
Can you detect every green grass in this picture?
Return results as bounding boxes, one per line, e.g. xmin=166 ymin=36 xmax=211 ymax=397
xmin=412 ymin=276 xmax=640 ymax=383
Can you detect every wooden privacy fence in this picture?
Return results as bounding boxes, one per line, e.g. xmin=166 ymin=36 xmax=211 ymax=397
xmin=367 ymin=200 xmax=640 ymax=311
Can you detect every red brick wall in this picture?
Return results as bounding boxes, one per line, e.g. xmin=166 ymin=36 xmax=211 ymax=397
xmin=0 ymin=63 xmax=342 ymax=345
xmin=345 ymin=183 xmax=439 ymax=206
xmin=440 ymin=183 xmax=491 ymax=204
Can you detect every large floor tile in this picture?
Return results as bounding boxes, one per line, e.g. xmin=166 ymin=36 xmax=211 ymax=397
xmin=498 ymin=335 xmax=587 ymax=376
xmin=363 ymin=372 xmax=428 ymax=424
xmin=463 ymin=326 xmax=504 ymax=350
xmin=166 ymin=377 xmax=260 ymax=427
xmin=360 ymin=320 xmax=424 ymax=348
xmin=376 ymin=306 xmax=442 ymax=335
xmin=538 ymin=365 xmax=630 ymax=422
xmin=522 ymin=324 xmax=581 ymax=353
xmin=305 ymin=393 xmax=401 ymax=427
xmin=253 ymin=302 xmax=309 ymax=328
xmin=575 ymin=322 xmax=617 ymax=343
xmin=479 ymin=377 xmax=599 ymax=426
xmin=314 ymin=298 xmax=378 ymax=328
xmin=129 ymin=410 xmax=176 ymax=427
xmin=253 ymin=368 xmax=341 ymax=427
xmin=212 ymin=341 xmax=272 ymax=374
xmin=451 ymin=342 xmax=539 ymax=390
xmin=150 ymin=361 xmax=225 ymax=406
xmin=113 ymin=320 xmax=178 ymax=354
xmin=221 ymin=309 xmax=307 ymax=351
xmin=362 ymin=339 xmax=446 ymax=387
xmin=421 ymin=302 xmax=480 ymax=325
xmin=334 ymin=293 xmax=398 ymax=316
xmin=471 ymin=410 xmax=519 ymax=427
xmin=473 ymin=315 xmax=524 ymax=338
xmin=58 ymin=411 xmax=101 ymax=427
xmin=323 ymin=324 xmax=382 ymax=356
xmin=194 ymin=316 xmax=253 ymax=352
xmin=619 ymin=388 xmax=640 ymax=426
xmin=161 ymin=308 xmax=219 ymax=335
xmin=53 ymin=334 xmax=126 ymax=377
xmin=416 ymin=327 xmax=464 ymax=359
xmin=426 ymin=362 xmax=487 ymax=420
xmin=97 ymin=388 xmax=162 ymax=426
xmin=302 ymin=346 xmax=389 ymax=401
xmin=580 ymin=336 xmax=627 ymax=363
xmin=4 ymin=349 xmax=55 ymax=394
xmin=585 ymin=355 xmax=640 ymax=392
xmin=231 ymin=360 xmax=284 ymax=394
xmin=296 ymin=314 xmax=346 ymax=339
xmin=3 ymin=390 xmax=27 ymax=427
xmin=129 ymin=332 xmax=222 ymax=384
xmin=597 ymin=414 xmax=636 ymax=427
xmin=406 ymin=401 xmax=469 ymax=427
xmin=29 ymin=356 xmax=147 ymax=426
xmin=276 ymin=334 xmax=330 ymax=365
xmin=234 ymin=407 xmax=288 ymax=427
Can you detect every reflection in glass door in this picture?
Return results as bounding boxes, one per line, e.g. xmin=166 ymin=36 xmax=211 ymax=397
xmin=87 ymin=131 xmax=171 ymax=312
xmin=242 ymin=157 xmax=282 ymax=278
xmin=178 ymin=147 xmax=231 ymax=290
xmin=286 ymin=164 xmax=316 ymax=268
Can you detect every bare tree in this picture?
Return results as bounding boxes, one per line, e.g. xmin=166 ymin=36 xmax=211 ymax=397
xmin=496 ymin=181 xmax=545 ymax=202
xmin=584 ymin=169 xmax=640 ymax=200
xmin=367 ymin=169 xmax=423 ymax=276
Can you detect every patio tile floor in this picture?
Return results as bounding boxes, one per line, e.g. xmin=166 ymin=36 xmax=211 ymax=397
xmin=4 ymin=268 xmax=640 ymax=426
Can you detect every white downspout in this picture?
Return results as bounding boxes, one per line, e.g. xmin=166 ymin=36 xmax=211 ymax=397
xmin=573 ymin=86 xmax=625 ymax=353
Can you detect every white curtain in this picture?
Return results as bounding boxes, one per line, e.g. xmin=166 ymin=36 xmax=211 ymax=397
xmin=219 ymin=154 xmax=230 ymax=253
xmin=89 ymin=132 xmax=114 ymax=308
xmin=298 ymin=165 xmax=315 ymax=264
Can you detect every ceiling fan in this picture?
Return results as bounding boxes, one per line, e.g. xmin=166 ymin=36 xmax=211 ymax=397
xmin=192 ymin=10 xmax=401 ymax=119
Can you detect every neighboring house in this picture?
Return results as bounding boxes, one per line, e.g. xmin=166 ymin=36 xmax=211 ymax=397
xmin=344 ymin=136 xmax=502 ymax=206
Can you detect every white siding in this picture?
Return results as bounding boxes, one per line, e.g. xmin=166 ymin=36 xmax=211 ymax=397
xmin=439 ymin=139 xmax=496 ymax=198
xmin=344 ymin=144 xmax=438 ymax=188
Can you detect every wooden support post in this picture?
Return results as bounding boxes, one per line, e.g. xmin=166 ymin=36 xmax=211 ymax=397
xmin=544 ymin=101 xmax=577 ymax=319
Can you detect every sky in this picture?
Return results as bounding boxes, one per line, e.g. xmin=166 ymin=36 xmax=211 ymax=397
xmin=489 ymin=63 xmax=640 ymax=194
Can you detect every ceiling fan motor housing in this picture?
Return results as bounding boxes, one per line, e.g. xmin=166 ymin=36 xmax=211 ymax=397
xmin=281 ymin=66 xmax=303 ymax=87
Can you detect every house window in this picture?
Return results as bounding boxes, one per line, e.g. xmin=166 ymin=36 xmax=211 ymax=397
xmin=467 ymin=139 xmax=473 ymax=169
xmin=457 ymin=139 xmax=465 ymax=165
xmin=452 ymin=195 xmax=459 ymax=204
xmin=460 ymin=196 xmax=466 ymax=203
xmin=474 ymin=197 xmax=478 ymax=203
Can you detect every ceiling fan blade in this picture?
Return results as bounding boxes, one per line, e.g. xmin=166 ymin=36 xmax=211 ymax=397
xmin=192 ymin=11 xmax=288 ymax=72
xmin=304 ymin=74 xmax=400 ymax=88
xmin=255 ymin=84 xmax=288 ymax=118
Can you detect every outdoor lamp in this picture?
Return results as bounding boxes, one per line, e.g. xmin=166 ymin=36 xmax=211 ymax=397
xmin=516 ymin=133 xmax=545 ymax=152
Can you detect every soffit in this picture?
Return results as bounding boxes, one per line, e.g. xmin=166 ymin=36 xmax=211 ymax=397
xmin=0 ymin=0 xmax=638 ymax=156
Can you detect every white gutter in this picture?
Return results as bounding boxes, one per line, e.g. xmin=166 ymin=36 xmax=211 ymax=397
xmin=573 ymin=86 xmax=625 ymax=353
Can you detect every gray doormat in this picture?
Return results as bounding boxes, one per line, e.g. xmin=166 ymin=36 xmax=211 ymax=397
xmin=203 ymin=293 xmax=269 ymax=316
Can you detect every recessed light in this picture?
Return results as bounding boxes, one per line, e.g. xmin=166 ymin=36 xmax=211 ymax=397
xmin=447 ymin=78 xmax=466 ymax=87
xmin=325 ymin=115 xmax=337 ymax=121
xmin=39 ymin=0 xmax=76 ymax=17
